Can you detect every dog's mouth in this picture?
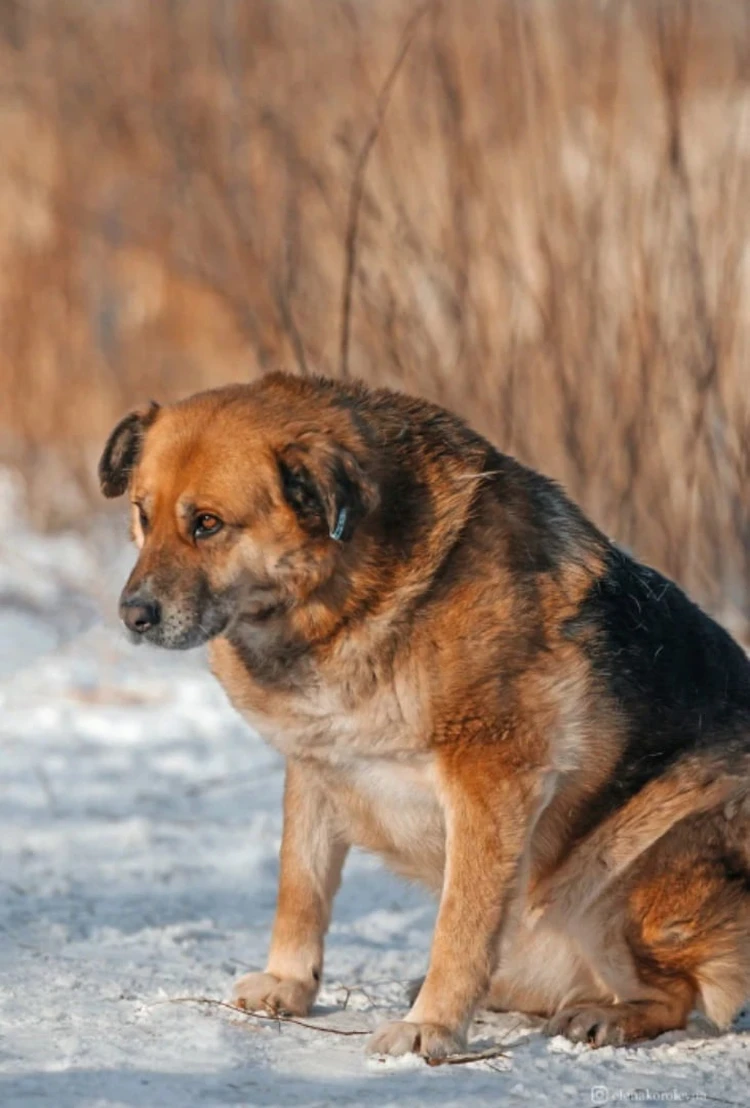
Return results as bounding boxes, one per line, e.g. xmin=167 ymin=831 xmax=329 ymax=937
xmin=120 ymin=581 xmax=290 ymax=650
xmin=124 ymin=609 xmax=230 ymax=651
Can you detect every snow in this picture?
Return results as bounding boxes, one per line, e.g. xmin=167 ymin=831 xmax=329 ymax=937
xmin=2 ymin=486 xmax=750 ymax=1107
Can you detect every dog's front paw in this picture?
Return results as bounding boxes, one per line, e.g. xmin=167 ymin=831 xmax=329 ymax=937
xmin=367 ymin=1019 xmax=464 ymax=1059
xmin=232 ymin=971 xmax=316 ymax=1017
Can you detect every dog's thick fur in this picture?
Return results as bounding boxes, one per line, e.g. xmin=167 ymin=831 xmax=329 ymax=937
xmin=100 ymin=373 xmax=750 ymax=1057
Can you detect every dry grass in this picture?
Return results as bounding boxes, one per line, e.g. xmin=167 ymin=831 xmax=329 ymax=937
xmin=1 ymin=0 xmax=750 ymax=626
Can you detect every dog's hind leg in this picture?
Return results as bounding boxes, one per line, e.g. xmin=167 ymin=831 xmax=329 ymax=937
xmin=547 ymin=806 xmax=750 ymax=1046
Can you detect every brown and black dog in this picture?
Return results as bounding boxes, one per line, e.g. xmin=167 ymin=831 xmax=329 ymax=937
xmin=100 ymin=372 xmax=750 ymax=1058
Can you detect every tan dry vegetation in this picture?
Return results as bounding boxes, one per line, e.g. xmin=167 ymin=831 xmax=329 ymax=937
xmin=1 ymin=0 xmax=750 ymax=625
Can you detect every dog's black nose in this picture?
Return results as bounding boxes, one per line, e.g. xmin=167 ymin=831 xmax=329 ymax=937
xmin=120 ymin=597 xmax=161 ymax=634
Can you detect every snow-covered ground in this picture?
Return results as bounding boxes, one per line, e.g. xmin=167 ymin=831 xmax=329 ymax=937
xmin=2 ymin=477 xmax=750 ymax=1107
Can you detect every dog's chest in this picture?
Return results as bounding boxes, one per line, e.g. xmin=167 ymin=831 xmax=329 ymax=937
xmin=334 ymin=754 xmax=445 ymax=886
xmin=210 ymin=637 xmax=445 ymax=883
xmin=210 ymin=637 xmax=428 ymax=762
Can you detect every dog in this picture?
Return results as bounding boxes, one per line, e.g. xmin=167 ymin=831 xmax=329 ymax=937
xmin=99 ymin=372 xmax=750 ymax=1058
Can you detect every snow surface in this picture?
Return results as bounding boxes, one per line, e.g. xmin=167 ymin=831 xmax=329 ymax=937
xmin=2 ymin=480 xmax=750 ymax=1107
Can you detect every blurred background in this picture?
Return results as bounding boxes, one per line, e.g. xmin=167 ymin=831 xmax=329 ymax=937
xmin=3 ymin=0 xmax=750 ymax=633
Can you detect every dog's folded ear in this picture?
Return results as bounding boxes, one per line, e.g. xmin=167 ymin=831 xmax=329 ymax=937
xmin=278 ymin=433 xmax=378 ymax=542
xmin=98 ymin=402 xmax=160 ymax=498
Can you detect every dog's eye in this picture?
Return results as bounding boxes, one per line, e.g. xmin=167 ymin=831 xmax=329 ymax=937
xmin=193 ymin=513 xmax=223 ymax=540
xmin=137 ymin=505 xmax=149 ymax=533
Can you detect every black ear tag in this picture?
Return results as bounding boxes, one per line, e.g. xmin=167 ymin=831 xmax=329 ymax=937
xmin=330 ymin=506 xmax=348 ymax=542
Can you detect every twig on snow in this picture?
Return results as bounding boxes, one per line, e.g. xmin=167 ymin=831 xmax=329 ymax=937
xmin=336 ymin=982 xmax=380 ymax=1011
xmin=158 ymin=992 xmax=517 ymax=1068
xmin=425 ymin=1044 xmax=510 ymax=1067
xmin=160 ymin=995 xmax=370 ymax=1037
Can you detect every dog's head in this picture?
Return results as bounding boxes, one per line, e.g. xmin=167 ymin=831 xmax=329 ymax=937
xmin=98 ymin=378 xmax=379 ymax=649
